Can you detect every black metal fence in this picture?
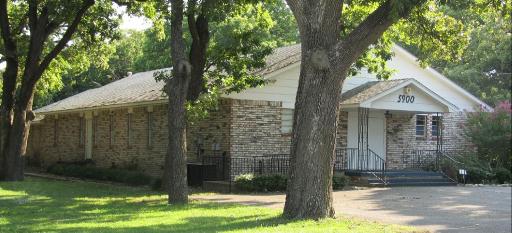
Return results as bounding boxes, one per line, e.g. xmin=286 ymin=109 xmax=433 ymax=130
xmin=201 ymin=149 xmax=356 ymax=181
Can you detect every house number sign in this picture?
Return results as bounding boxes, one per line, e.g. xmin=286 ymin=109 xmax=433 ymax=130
xmin=397 ymin=94 xmax=415 ymax=103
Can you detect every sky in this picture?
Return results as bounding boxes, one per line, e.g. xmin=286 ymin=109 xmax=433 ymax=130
xmin=0 ymin=9 xmax=150 ymax=70
xmin=119 ymin=12 xmax=152 ymax=31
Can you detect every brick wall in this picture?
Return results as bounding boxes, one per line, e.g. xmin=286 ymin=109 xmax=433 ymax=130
xmin=227 ymin=99 xmax=292 ymax=178
xmin=28 ymin=105 xmax=170 ymax=177
xmin=186 ymin=99 xmax=232 ymax=160
xmin=27 ymin=99 xmax=473 ymax=179
xmin=229 ymin=99 xmax=292 ymax=157
xmin=385 ymin=112 xmax=472 ymax=169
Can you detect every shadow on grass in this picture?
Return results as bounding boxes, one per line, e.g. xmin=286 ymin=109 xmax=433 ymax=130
xmin=0 ymin=178 xmax=291 ymax=233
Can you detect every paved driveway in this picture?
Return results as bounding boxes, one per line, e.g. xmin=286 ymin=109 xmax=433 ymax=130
xmin=192 ymin=186 xmax=511 ymax=233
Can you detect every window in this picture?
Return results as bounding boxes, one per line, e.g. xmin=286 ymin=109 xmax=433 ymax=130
xmin=53 ymin=118 xmax=58 ymax=147
xmin=415 ymin=115 xmax=426 ymax=137
xmin=127 ymin=112 xmax=132 ymax=148
xmin=432 ymin=115 xmax=442 ymax=137
xmin=79 ymin=117 xmax=85 ymax=147
xmin=93 ymin=115 xmax=98 ymax=147
xmin=147 ymin=111 xmax=153 ymax=148
xmin=109 ymin=113 xmax=114 ymax=148
xmin=281 ymin=108 xmax=293 ymax=134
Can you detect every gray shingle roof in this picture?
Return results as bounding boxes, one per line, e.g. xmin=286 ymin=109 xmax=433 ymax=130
xmin=36 ymin=44 xmax=303 ymax=114
xmin=35 ymin=69 xmax=169 ymax=113
xmin=340 ymin=79 xmax=411 ymax=105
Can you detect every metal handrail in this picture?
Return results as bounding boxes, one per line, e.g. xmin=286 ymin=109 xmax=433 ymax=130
xmin=368 ymin=149 xmax=387 ymax=184
xmin=436 ymin=151 xmax=465 ymax=183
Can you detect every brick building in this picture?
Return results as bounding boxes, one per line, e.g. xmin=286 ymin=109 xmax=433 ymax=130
xmin=27 ymin=44 xmax=489 ymax=180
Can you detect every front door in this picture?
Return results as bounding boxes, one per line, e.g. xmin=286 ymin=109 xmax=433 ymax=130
xmin=347 ymin=110 xmax=386 ymax=169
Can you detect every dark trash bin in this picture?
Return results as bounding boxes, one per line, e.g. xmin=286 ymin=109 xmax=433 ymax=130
xmin=187 ymin=163 xmax=217 ymax=186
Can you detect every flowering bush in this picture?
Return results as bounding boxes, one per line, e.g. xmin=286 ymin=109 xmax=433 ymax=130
xmin=464 ymin=101 xmax=511 ymax=171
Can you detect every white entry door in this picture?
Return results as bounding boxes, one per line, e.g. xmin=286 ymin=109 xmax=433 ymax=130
xmin=347 ymin=111 xmax=386 ymax=169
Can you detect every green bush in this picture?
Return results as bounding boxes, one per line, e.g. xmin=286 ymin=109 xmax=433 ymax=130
xmin=464 ymin=101 xmax=511 ymax=170
xmin=234 ymin=174 xmax=257 ymax=191
xmin=466 ymin=166 xmax=493 ymax=184
xmin=332 ymin=174 xmax=348 ymax=190
xmin=234 ymin=173 xmax=348 ymax=192
xmin=47 ymin=163 xmax=153 ymax=186
xmin=253 ymin=174 xmax=288 ymax=192
xmin=494 ymin=167 xmax=512 ymax=184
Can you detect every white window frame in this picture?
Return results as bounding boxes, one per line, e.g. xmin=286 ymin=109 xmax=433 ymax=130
xmin=281 ymin=108 xmax=294 ymax=134
xmin=415 ymin=114 xmax=427 ymax=137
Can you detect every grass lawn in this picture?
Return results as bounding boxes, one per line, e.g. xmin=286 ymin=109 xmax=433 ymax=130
xmin=0 ymin=177 xmax=423 ymax=233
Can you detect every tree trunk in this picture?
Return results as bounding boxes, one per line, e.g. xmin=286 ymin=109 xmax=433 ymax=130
xmin=165 ymin=0 xmax=190 ymax=204
xmin=1 ymin=89 xmax=34 ymax=181
xmin=165 ymin=75 xmax=190 ymax=203
xmin=283 ymin=42 xmax=347 ymax=220
xmin=0 ymin=64 xmax=17 ymax=180
xmin=283 ymin=0 xmax=422 ymax=219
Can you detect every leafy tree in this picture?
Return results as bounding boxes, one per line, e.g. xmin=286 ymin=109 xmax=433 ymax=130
xmin=464 ymin=101 xmax=511 ymax=170
xmin=153 ymin=0 xmax=278 ymax=204
xmin=0 ymin=0 xmax=141 ymax=181
xmin=402 ymin=2 xmax=511 ymax=106
xmin=282 ymin=0 xmax=471 ymax=219
xmin=49 ymin=30 xmax=145 ymax=106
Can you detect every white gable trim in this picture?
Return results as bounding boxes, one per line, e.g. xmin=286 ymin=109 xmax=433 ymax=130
xmin=392 ymin=45 xmax=491 ymax=110
xmin=356 ymin=79 xmax=458 ymax=112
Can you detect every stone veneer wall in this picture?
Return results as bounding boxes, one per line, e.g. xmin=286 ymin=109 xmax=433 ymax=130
xmin=385 ymin=112 xmax=471 ymax=169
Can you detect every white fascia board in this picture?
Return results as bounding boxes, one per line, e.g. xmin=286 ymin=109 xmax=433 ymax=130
xmin=392 ymin=44 xmax=492 ymax=111
xmin=361 ymin=79 xmax=458 ymax=112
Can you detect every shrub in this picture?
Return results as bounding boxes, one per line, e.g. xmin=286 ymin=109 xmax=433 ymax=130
xmin=47 ymin=163 xmax=153 ymax=186
xmin=234 ymin=174 xmax=257 ymax=191
xmin=253 ymin=174 xmax=287 ymax=192
xmin=234 ymin=173 xmax=348 ymax=192
xmin=332 ymin=174 xmax=348 ymax=190
xmin=464 ymin=101 xmax=511 ymax=169
xmin=494 ymin=167 xmax=512 ymax=184
xmin=466 ymin=166 xmax=493 ymax=184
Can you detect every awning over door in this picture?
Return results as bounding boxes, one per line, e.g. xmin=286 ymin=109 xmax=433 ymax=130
xmin=340 ymin=79 xmax=457 ymax=113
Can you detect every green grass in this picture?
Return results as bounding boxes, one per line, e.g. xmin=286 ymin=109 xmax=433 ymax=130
xmin=0 ymin=178 xmax=423 ymax=233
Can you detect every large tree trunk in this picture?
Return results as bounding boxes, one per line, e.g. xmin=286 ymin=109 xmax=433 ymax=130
xmin=165 ymin=0 xmax=190 ymax=204
xmin=283 ymin=29 xmax=346 ymax=220
xmin=283 ymin=0 xmax=423 ymax=219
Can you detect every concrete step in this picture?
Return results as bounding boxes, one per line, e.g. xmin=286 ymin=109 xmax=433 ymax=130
xmin=368 ymin=178 xmax=451 ymax=184
xmin=353 ymin=170 xmax=458 ymax=187
xmin=371 ymin=182 xmax=457 ymax=187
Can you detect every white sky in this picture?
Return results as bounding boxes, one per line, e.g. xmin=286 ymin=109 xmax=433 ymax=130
xmin=0 ymin=9 xmax=150 ymax=70
xmin=120 ymin=14 xmax=152 ymax=31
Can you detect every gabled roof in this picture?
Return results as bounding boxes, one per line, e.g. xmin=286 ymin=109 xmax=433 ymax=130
xmin=35 ymin=43 xmax=486 ymax=114
xmin=341 ymin=79 xmax=410 ymax=105
xmin=341 ymin=78 xmax=458 ymax=112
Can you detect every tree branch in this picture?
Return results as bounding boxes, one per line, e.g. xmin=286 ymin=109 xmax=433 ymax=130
xmin=0 ymin=0 xmax=16 ymax=60
xmin=187 ymin=0 xmax=200 ymax=44
xmin=37 ymin=0 xmax=95 ymax=77
xmin=333 ymin=0 xmax=425 ymax=64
